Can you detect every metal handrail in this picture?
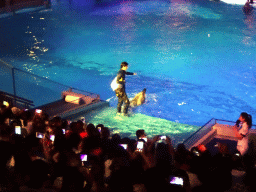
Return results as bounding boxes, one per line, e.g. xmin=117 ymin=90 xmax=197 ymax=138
xmin=183 ymin=118 xmax=256 ymax=148
xmin=0 ymin=90 xmax=34 ymax=108
xmin=0 ymin=59 xmax=14 ymax=68
xmin=215 ymin=118 xmax=256 ymax=129
xmin=6 ymin=65 xmax=98 ymax=97
xmin=183 ymin=118 xmax=216 ymax=144
xmin=0 ymin=90 xmax=34 ymax=104
xmin=0 ymin=59 xmax=100 ymax=106
xmin=0 ymin=59 xmax=17 ymax=105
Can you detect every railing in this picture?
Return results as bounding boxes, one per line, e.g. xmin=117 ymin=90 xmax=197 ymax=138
xmin=0 ymin=90 xmax=34 ymax=109
xmin=183 ymin=118 xmax=256 ymax=149
xmin=214 ymin=119 xmax=256 ymax=129
xmin=183 ymin=118 xmax=216 ymax=149
xmin=0 ymin=59 xmax=100 ymax=107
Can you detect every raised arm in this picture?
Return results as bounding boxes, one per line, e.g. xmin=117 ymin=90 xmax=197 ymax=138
xmin=125 ymin=71 xmax=136 ymax=75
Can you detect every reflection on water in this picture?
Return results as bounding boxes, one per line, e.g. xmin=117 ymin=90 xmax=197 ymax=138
xmin=1 ymin=0 xmax=256 ymax=126
xmin=242 ymin=10 xmax=256 ymax=47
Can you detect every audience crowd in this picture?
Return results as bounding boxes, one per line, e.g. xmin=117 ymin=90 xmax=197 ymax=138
xmin=0 ymin=102 xmax=256 ymax=192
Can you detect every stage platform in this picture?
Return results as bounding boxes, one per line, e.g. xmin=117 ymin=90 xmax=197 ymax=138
xmin=35 ymin=99 xmax=110 ymax=119
xmin=72 ymin=106 xmax=200 ymax=147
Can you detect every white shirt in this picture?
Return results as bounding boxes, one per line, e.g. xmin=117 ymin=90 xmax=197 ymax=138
xmin=237 ymin=122 xmax=249 ymax=155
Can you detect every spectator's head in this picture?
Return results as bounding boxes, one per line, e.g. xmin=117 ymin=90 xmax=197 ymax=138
xmin=0 ymin=105 xmax=12 ymax=125
xmin=0 ymin=124 xmax=13 ymax=141
xmin=111 ymin=133 xmax=121 ymax=144
xmin=9 ymin=118 xmax=22 ymax=128
xmin=176 ymin=143 xmax=187 ymax=152
xmin=24 ymin=134 xmax=43 ymax=153
xmin=110 ymin=154 xmax=130 ymax=173
xmin=61 ymin=166 xmax=84 ymax=192
xmin=69 ymin=121 xmax=85 ymax=135
xmin=0 ymin=139 xmax=13 ymax=170
xmin=27 ymin=159 xmax=49 ymax=189
xmin=108 ymin=166 xmax=133 ymax=192
xmin=143 ymin=167 xmax=173 ymax=192
xmin=155 ymin=142 xmax=173 ymax=168
xmin=131 ymin=151 xmax=149 ymax=172
xmin=62 ymin=119 xmax=68 ymax=129
xmin=19 ymin=109 xmax=32 ymax=126
xmin=101 ymin=126 xmax=110 ymax=139
xmin=0 ymin=104 xmax=7 ymax=112
xmin=49 ymin=116 xmax=62 ymax=129
xmin=136 ymin=129 xmax=146 ymax=140
xmin=67 ymin=132 xmax=81 ymax=150
xmin=31 ymin=111 xmax=49 ymax=134
xmin=128 ymin=139 xmax=137 ymax=153
xmin=121 ymin=137 xmax=130 ymax=144
xmin=70 ymin=122 xmax=78 ymax=132
xmin=41 ymin=112 xmax=49 ymax=122
xmin=11 ymin=107 xmax=20 ymax=116
xmin=32 ymin=118 xmax=46 ymax=134
xmin=86 ymin=123 xmax=100 ymax=137
xmin=239 ymin=112 xmax=252 ymax=128
xmin=76 ymin=120 xmax=85 ymax=131
xmin=80 ymin=134 xmax=101 ymax=155
xmin=175 ymin=143 xmax=192 ymax=169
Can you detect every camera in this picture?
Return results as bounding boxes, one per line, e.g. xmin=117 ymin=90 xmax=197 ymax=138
xmin=193 ymin=150 xmax=200 ymax=156
xmin=50 ymin=135 xmax=55 ymax=142
xmin=235 ymin=152 xmax=241 ymax=157
xmin=35 ymin=109 xmax=42 ymax=114
xmin=119 ymin=144 xmax=128 ymax=150
xmin=137 ymin=141 xmax=144 ymax=151
xmin=80 ymin=154 xmax=88 ymax=162
xmin=169 ymin=176 xmax=184 ymax=186
xmin=15 ymin=126 xmax=21 ymax=135
xmin=36 ymin=132 xmax=44 ymax=139
xmin=80 ymin=154 xmax=88 ymax=166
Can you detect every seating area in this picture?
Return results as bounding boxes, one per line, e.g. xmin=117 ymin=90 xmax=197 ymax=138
xmin=1 ymin=99 xmax=256 ymax=192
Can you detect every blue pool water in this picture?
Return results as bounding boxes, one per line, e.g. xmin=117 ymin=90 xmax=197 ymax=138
xmin=0 ymin=0 xmax=256 ymax=127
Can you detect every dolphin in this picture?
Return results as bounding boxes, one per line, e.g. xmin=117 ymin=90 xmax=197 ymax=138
xmin=130 ymin=88 xmax=146 ymax=108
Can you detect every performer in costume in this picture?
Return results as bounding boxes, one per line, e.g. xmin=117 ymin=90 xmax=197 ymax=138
xmin=115 ymin=62 xmax=137 ymax=116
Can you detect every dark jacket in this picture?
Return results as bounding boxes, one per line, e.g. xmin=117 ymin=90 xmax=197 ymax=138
xmin=116 ymin=70 xmax=134 ymax=90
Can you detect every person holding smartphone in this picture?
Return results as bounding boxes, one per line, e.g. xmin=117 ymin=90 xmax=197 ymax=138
xmin=15 ymin=126 xmax=21 ymax=135
xmin=9 ymin=107 xmax=22 ymax=128
xmin=136 ymin=141 xmax=144 ymax=152
xmin=136 ymin=129 xmax=148 ymax=143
